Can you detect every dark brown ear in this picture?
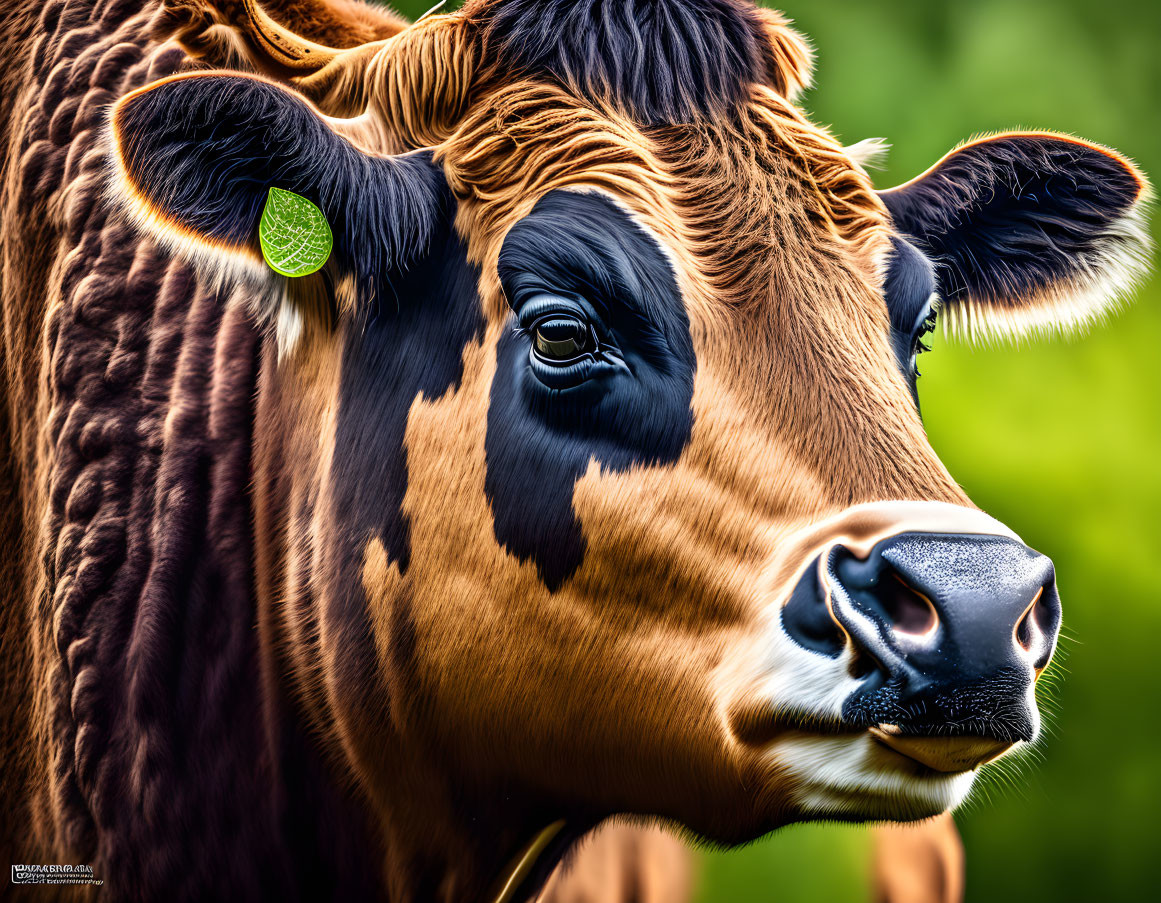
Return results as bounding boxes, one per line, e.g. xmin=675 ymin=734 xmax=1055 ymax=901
xmin=109 ymin=71 xmax=449 ymax=352
xmin=880 ymin=132 xmax=1152 ymax=342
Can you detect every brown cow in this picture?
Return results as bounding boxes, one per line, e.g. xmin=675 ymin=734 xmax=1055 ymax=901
xmin=0 ymin=1 xmax=1150 ymax=901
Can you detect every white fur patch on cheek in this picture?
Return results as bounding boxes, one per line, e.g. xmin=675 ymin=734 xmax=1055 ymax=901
xmin=774 ymin=733 xmax=976 ymax=820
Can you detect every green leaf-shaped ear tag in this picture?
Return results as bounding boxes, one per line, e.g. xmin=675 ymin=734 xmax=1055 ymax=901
xmin=259 ymin=187 xmax=333 ymax=278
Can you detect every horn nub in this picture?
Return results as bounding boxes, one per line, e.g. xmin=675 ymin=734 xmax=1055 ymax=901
xmin=242 ymin=0 xmax=340 ymax=71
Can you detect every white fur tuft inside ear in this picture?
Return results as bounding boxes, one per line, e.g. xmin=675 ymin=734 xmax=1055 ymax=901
xmin=942 ymin=191 xmax=1154 ymax=345
xmin=104 ymin=119 xmax=306 ymax=356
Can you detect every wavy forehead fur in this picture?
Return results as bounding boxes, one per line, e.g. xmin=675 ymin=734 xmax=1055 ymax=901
xmin=304 ymin=1 xmax=815 ymax=140
xmin=438 ymin=76 xmax=890 ymax=324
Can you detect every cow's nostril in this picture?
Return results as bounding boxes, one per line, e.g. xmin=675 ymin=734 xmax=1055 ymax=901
xmin=1014 ymin=581 xmax=1062 ymax=670
xmin=881 ymin=572 xmax=938 ymax=637
xmin=1014 ymin=588 xmax=1043 ymax=652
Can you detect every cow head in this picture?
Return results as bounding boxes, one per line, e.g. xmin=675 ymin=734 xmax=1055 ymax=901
xmin=110 ymin=0 xmax=1150 ymax=881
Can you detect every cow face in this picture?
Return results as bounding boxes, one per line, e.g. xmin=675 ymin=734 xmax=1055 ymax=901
xmin=109 ymin=0 xmax=1150 ymax=848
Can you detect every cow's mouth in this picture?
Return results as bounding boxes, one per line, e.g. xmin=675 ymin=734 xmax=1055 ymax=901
xmin=742 ymin=706 xmax=1018 ymax=773
xmin=729 ymin=692 xmax=1031 ymax=824
xmin=770 ymin=728 xmax=981 ymax=822
xmin=743 ymin=705 xmax=1025 ymax=821
xmin=869 ymin=724 xmax=1013 ymax=773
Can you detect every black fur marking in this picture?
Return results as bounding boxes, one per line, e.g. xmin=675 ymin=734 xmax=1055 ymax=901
xmin=486 ymin=191 xmax=695 ymax=589
xmin=477 ymin=0 xmax=775 ymax=125
xmin=331 ymin=172 xmax=484 ymax=571
xmin=881 ymin=134 xmax=1143 ymax=309
xmin=113 ymin=74 xmax=444 ymax=297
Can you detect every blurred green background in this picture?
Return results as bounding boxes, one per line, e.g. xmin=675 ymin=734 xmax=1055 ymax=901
xmin=387 ymin=2 xmax=1160 ymax=899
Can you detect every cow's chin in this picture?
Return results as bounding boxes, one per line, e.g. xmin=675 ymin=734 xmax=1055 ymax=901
xmin=771 ymin=730 xmax=977 ymax=823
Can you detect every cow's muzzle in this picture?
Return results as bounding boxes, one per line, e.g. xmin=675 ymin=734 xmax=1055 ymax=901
xmin=782 ymin=532 xmax=1061 ymax=771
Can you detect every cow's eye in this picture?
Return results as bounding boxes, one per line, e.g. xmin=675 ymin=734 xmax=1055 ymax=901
xmin=909 ymin=295 xmax=939 ymax=380
xmin=533 ymin=315 xmax=594 ymax=363
xmin=519 ymin=299 xmax=628 ymax=390
xmin=913 ymin=307 xmax=937 ymax=357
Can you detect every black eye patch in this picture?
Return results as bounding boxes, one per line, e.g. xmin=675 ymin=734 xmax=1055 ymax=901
xmin=485 ymin=190 xmax=696 ymax=590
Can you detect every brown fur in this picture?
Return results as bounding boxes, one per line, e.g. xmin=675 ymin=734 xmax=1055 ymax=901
xmin=536 ymin=824 xmax=694 ymax=903
xmin=873 ymin=815 xmax=964 ymax=903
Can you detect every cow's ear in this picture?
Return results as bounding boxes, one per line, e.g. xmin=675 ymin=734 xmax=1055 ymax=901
xmin=109 ymin=72 xmax=445 ymax=344
xmin=880 ymin=132 xmax=1152 ymax=341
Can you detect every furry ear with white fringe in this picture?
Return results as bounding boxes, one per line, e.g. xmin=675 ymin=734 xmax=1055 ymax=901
xmin=106 ymin=70 xmax=449 ymax=356
xmin=879 ymin=131 xmax=1152 ymax=342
